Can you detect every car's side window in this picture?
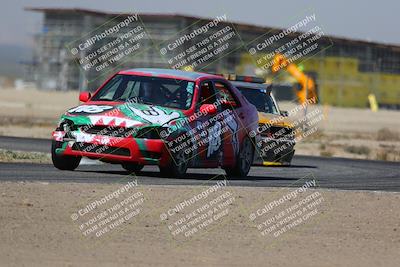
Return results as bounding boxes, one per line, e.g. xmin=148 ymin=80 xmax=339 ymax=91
xmin=198 ymin=81 xmax=217 ymax=107
xmin=213 ymin=81 xmax=240 ymax=109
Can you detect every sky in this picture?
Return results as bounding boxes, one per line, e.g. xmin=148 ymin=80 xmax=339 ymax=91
xmin=0 ymin=0 xmax=399 ymax=47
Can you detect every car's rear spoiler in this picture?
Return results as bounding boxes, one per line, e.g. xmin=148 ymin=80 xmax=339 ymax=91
xmin=211 ymin=73 xmax=265 ymax=84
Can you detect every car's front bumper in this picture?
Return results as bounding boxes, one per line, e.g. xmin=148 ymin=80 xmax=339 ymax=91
xmin=254 ymin=137 xmax=295 ymax=165
xmin=52 ymin=130 xmax=171 ymax=165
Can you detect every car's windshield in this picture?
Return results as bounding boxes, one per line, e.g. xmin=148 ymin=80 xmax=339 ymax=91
xmin=237 ymin=87 xmax=279 ymax=114
xmin=91 ymin=74 xmax=195 ymax=110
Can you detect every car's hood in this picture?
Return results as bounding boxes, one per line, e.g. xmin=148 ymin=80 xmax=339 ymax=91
xmin=62 ymin=102 xmax=186 ymax=128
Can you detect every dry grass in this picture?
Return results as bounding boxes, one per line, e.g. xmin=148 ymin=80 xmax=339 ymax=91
xmin=377 ymin=128 xmax=400 ymax=141
xmin=344 ymin=145 xmax=371 ymax=155
xmin=0 ymin=149 xmax=50 ymax=163
xmin=320 ymin=150 xmax=334 ymax=157
xmin=376 ymin=151 xmax=390 ymax=161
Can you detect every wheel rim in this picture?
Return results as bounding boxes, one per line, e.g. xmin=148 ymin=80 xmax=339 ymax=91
xmin=175 ymin=149 xmax=188 ymax=174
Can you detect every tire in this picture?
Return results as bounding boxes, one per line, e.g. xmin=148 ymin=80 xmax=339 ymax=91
xmin=121 ymin=163 xmax=144 ymax=173
xmin=224 ymin=137 xmax=254 ymax=178
xmin=159 ymin=137 xmax=189 ymax=178
xmin=51 ymin=140 xmax=81 ymax=171
xmin=279 ymin=148 xmax=295 ymax=166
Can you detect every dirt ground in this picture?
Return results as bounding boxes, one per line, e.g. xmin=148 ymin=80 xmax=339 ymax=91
xmin=279 ymin=101 xmax=400 ymax=161
xmin=0 ymin=88 xmax=78 ymax=139
xmin=0 ymin=87 xmax=399 ymax=161
xmin=0 ymin=181 xmax=399 ymax=267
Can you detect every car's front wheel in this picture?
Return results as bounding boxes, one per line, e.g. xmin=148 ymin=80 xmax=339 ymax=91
xmin=51 ymin=141 xmax=81 ymax=170
xmin=121 ymin=163 xmax=144 ymax=173
xmin=159 ymin=142 xmax=189 ymax=178
xmin=224 ymin=137 xmax=254 ymax=178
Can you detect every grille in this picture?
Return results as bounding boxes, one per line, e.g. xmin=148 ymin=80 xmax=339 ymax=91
xmin=259 ymin=124 xmax=293 ymax=139
xmin=72 ymin=143 xmax=130 ymax=157
xmin=80 ymin=126 xmax=137 ymax=138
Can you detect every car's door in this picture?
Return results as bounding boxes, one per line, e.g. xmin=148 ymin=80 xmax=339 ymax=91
xmin=188 ymin=80 xmax=223 ymax=167
xmin=212 ymin=80 xmax=244 ymax=165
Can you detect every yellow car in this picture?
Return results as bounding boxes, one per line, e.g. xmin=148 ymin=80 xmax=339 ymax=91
xmin=228 ymin=75 xmax=296 ymax=166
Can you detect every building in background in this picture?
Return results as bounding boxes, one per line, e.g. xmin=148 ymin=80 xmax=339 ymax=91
xmin=26 ymin=8 xmax=400 ymax=108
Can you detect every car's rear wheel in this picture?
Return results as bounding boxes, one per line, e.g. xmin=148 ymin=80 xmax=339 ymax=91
xmin=278 ymin=148 xmax=295 ymax=166
xmin=224 ymin=137 xmax=254 ymax=178
xmin=121 ymin=163 xmax=144 ymax=173
xmin=51 ymin=141 xmax=81 ymax=171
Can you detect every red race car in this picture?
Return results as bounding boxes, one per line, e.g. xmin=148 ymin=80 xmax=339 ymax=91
xmin=51 ymin=68 xmax=258 ymax=177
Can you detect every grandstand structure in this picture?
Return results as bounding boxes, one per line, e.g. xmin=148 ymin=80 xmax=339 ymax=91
xmin=26 ymin=8 xmax=400 ymax=107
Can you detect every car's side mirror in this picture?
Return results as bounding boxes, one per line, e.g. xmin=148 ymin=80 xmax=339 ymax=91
xmin=280 ymin=110 xmax=289 ymax=117
xmin=79 ymin=92 xmax=91 ymax=102
xmin=200 ymin=104 xmax=217 ymax=115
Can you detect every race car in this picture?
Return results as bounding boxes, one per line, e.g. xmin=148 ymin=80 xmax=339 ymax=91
xmin=51 ymin=68 xmax=258 ymax=177
xmin=217 ymin=74 xmax=296 ymax=166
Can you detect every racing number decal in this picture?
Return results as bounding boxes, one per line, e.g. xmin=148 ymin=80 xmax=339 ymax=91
xmin=207 ymin=121 xmax=222 ymax=157
xmin=225 ymin=111 xmax=240 ymax=155
xmin=141 ymin=108 xmax=161 ymax=116
xmin=128 ymin=106 xmax=180 ymax=125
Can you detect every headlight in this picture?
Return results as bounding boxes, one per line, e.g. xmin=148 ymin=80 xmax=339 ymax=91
xmin=57 ymin=119 xmax=75 ymax=132
xmin=62 ymin=122 xmax=70 ymax=132
xmin=57 ymin=119 xmax=65 ymax=128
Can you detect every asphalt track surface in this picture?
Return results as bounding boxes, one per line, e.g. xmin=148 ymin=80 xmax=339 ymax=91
xmin=1 ymin=136 xmax=399 ymax=192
